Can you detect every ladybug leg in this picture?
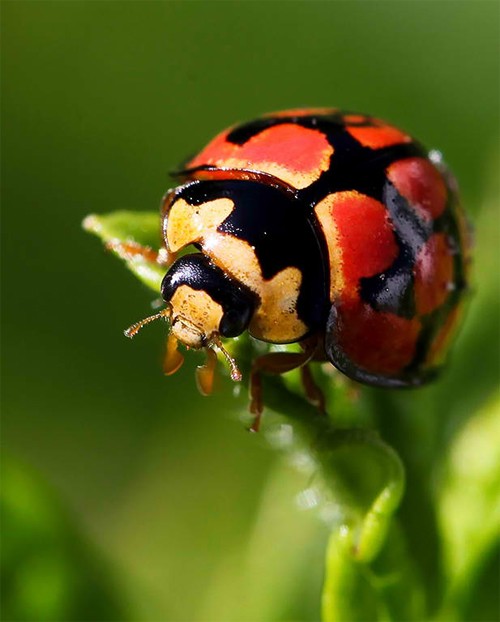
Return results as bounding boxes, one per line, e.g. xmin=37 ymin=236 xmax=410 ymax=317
xmin=163 ymin=332 xmax=185 ymax=376
xmin=105 ymin=239 xmax=174 ymax=267
xmin=195 ymin=348 xmax=219 ymax=396
xmin=249 ymin=349 xmax=315 ymax=432
xmin=300 ymin=365 xmax=326 ymax=414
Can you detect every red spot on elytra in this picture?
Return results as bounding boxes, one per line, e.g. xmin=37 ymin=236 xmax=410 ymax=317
xmin=346 ymin=123 xmax=411 ymax=149
xmin=414 ymin=233 xmax=454 ymax=315
xmin=330 ymin=191 xmax=399 ymax=294
xmin=336 ymin=299 xmax=421 ymax=375
xmin=387 ymin=157 xmax=447 ymax=220
xmin=426 ymin=305 xmax=461 ymax=366
xmin=188 ymin=123 xmax=333 ymax=189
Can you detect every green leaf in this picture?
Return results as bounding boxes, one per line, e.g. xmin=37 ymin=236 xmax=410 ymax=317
xmin=1 ymin=456 xmax=126 ymax=622
xmin=436 ymin=392 xmax=500 ymax=620
xmin=322 ymin=521 xmax=425 ymax=622
xmin=318 ymin=430 xmax=423 ymax=622
xmin=83 ymin=211 xmax=163 ymax=292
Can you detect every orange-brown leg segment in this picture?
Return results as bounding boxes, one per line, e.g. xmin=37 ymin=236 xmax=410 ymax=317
xmin=249 ymin=349 xmax=315 ymax=432
xmin=196 ymin=348 xmax=218 ymax=396
xmin=300 ymin=365 xmax=326 ymax=413
xmin=163 ymin=333 xmax=184 ymax=376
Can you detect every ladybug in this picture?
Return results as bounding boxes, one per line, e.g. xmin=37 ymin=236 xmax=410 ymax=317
xmin=121 ymin=108 xmax=471 ymax=429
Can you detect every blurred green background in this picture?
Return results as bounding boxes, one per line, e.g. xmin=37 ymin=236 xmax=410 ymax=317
xmin=2 ymin=2 xmax=499 ymax=621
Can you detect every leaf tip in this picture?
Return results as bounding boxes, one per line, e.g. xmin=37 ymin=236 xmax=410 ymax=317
xmin=82 ymin=214 xmax=101 ymax=234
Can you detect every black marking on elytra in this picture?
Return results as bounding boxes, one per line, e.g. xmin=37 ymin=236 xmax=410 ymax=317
xmin=432 ymin=191 xmax=468 ymax=295
xmin=169 ymin=179 xmax=329 ymax=334
xmin=359 ymin=182 xmax=433 ymax=319
xmin=225 ymin=111 xmax=394 ymax=145
xmin=294 ymin=122 xmax=429 ymax=319
xmin=299 ymin=132 xmax=425 ymax=209
xmin=404 ymin=189 xmax=469 ymax=374
xmin=184 ymin=111 xmax=424 ymax=209
xmin=161 ymin=253 xmax=258 ymax=339
xmin=226 ymin=112 xmax=423 ymax=204
xmin=226 ymin=112 xmax=347 ymax=145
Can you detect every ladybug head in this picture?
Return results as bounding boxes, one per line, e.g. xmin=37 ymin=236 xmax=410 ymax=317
xmin=124 ymin=253 xmax=256 ymax=392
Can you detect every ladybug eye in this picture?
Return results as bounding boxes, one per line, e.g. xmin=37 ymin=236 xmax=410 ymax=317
xmin=219 ymin=306 xmax=252 ymax=338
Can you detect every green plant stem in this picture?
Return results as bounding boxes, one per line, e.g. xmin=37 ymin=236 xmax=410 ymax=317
xmin=258 ymin=375 xmax=407 ymax=621
xmin=262 ymin=375 xmax=404 ymax=547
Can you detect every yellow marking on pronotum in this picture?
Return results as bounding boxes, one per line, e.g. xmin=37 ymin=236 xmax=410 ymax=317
xmin=166 ymin=198 xmax=234 ymax=253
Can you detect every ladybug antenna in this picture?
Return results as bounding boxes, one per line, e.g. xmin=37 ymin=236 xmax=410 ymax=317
xmin=124 ymin=307 xmax=171 ymax=339
xmin=210 ymin=334 xmax=242 ymax=382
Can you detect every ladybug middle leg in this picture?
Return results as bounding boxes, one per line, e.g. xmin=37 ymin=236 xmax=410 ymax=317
xmin=300 ymin=365 xmax=326 ymax=414
xmin=249 ymin=335 xmax=324 ymax=431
